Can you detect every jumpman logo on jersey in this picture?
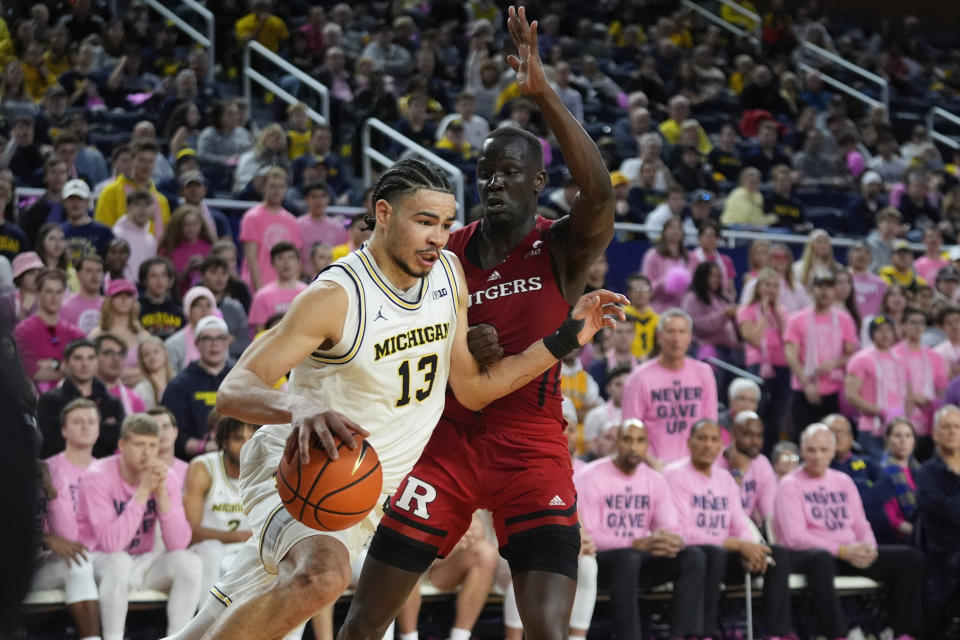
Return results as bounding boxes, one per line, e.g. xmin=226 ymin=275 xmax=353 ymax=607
xmin=374 ymin=306 xmax=388 ymax=322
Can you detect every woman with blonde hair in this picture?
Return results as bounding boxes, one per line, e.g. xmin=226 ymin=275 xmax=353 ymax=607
xmin=741 ymin=242 xmax=810 ymax=313
xmin=793 ymin=229 xmax=839 ymax=290
xmin=133 ymin=334 xmax=175 ymax=409
xmin=88 ymin=279 xmax=150 ymax=385
xmin=739 ymin=238 xmax=772 ymax=302
xmin=232 ymin=123 xmax=290 ymax=192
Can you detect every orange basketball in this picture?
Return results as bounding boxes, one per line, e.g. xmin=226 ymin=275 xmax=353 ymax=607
xmin=277 ymin=434 xmax=383 ymax=531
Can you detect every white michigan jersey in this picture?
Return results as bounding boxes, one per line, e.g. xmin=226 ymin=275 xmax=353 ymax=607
xmin=239 ymin=245 xmax=461 ymax=514
xmin=193 ymin=451 xmax=246 ymax=533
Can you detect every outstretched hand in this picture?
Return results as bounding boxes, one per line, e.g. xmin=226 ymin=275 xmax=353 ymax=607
xmin=571 ymin=289 xmax=629 ymax=345
xmin=506 ymin=5 xmax=548 ymax=98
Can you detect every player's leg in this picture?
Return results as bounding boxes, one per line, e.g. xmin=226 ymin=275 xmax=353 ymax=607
xmin=64 ymin=554 xmax=102 ymax=639
xmin=309 ymin=603 xmax=335 ymax=640
xmin=92 ymin=551 xmax=133 ymax=640
xmin=427 ymin=537 xmax=500 ymax=639
xmin=140 ymin=550 xmax=204 ymax=636
xmin=337 ymin=551 xmax=425 ymax=640
xmin=190 ymin=539 xmax=225 ymax=599
xmin=395 ymin=578 xmax=423 ymax=637
xmin=203 ymin=534 xmax=352 ymax=640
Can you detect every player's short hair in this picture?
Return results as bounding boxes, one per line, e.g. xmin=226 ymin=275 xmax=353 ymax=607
xmin=690 ymin=418 xmax=719 ymax=436
xmin=215 ymin=416 xmax=260 ymax=450
xmin=484 ymin=126 xmax=544 ymax=170
xmin=126 ymin=189 xmax=153 ymax=207
xmin=368 ymin=158 xmax=453 ymax=231
xmin=657 ymin=308 xmax=692 ymax=332
xmin=147 ymin=405 xmax=177 ymax=429
xmin=65 ymin=338 xmax=97 ymax=360
xmin=270 ymin=241 xmax=299 ymax=262
xmin=60 ymin=397 xmax=99 ymax=426
xmin=728 ymin=377 xmax=761 ymax=401
xmin=120 ymin=413 xmax=161 ymax=440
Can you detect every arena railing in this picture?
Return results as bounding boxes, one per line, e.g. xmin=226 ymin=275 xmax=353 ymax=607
xmin=13 ymin=188 xmax=366 ymax=219
xmin=927 ymin=107 xmax=960 ymax=151
xmin=141 ymin=0 xmax=215 ymax=77
xmin=680 ymin=0 xmax=760 ymax=50
xmin=361 ymin=118 xmax=467 ymax=223
xmin=243 ymin=41 xmax=330 ymax=126
xmin=715 ymin=0 xmax=763 ymax=43
xmin=797 ymin=42 xmax=890 ymax=111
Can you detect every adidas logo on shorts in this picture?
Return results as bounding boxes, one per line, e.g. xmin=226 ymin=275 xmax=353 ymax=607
xmin=548 ymin=495 xmax=566 ymax=507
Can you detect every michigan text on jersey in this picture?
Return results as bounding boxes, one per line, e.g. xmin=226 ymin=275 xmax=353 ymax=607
xmin=374 ymin=323 xmax=451 ymax=361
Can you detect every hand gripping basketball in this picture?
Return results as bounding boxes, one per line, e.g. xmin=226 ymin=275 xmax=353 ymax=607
xmin=283 ymin=403 xmax=370 ymax=466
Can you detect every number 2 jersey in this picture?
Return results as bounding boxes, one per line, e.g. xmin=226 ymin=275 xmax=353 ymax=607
xmin=240 ymin=245 xmax=460 ymax=514
xmin=442 ymin=216 xmax=572 ymax=434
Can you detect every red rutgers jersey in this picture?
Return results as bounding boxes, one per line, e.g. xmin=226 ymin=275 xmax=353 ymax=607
xmin=444 ymin=216 xmax=571 ymax=432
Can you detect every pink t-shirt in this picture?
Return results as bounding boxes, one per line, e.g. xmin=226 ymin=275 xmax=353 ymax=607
xmin=784 ymin=308 xmax=858 ymax=394
xmin=13 ymin=317 xmax=87 ymax=393
xmin=714 ymin=452 xmax=778 ymax=525
xmin=641 ymin=248 xmax=689 ymax=313
xmin=248 ymin=280 xmax=308 ymax=328
xmin=239 ymin=204 xmax=303 ymax=290
xmin=107 ymin=382 xmax=146 ymax=415
xmin=621 ymin=358 xmax=718 ymax=463
xmin=112 ymin=216 xmax=158 ymax=282
xmin=60 ymin=294 xmax=104 ymax=334
xmin=663 ymin=457 xmax=754 ymax=546
xmin=45 ymin=452 xmax=93 ymax=540
xmin=915 ymin=255 xmax=948 ymax=284
xmin=166 ymin=238 xmax=212 ymax=277
xmin=846 ymin=347 xmax=908 ymax=436
xmin=170 ymin=458 xmax=188 ymax=495
xmin=736 ymin=303 xmax=787 ymax=369
xmin=575 ymin=458 xmax=680 ymax=552
xmin=851 ymin=272 xmax=887 ymax=319
xmin=773 ymin=467 xmax=877 ymax=555
xmin=298 ymin=215 xmax=347 ymax=273
xmin=76 ymin=454 xmax=192 ymax=554
xmin=934 ymin=340 xmax=960 ymax=377
xmin=891 ymin=342 xmax=948 ymax=436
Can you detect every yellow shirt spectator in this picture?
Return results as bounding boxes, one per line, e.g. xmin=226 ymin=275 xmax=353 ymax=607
xmin=721 ymin=0 xmax=759 ymax=32
xmin=721 ymin=186 xmax=777 ymax=226
xmin=95 ymin=175 xmax=171 ymax=235
xmin=0 ymin=18 xmax=13 ymax=68
xmin=235 ymin=11 xmax=289 ymax=53
xmin=878 ymin=265 xmax=926 ymax=290
xmin=22 ymin=61 xmax=57 ymax=103
xmin=43 ymin=51 xmax=71 ymax=78
xmin=624 ymin=305 xmax=658 ymax=360
xmin=658 ymin=118 xmax=713 ymax=155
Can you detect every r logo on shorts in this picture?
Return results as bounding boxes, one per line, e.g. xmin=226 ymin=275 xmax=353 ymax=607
xmin=394 ymin=476 xmax=437 ymax=519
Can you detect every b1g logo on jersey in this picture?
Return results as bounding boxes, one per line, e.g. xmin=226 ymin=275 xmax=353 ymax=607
xmin=432 ymin=288 xmax=448 ymax=300
xmin=469 ymin=276 xmax=542 ymax=307
xmin=394 ymin=476 xmax=437 ymax=519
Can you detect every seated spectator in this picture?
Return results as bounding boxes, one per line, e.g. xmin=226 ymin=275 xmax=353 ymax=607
xmin=196 ymin=100 xmax=255 ymax=167
xmin=622 ymin=308 xmax=718 ymax=467
xmin=721 ymin=167 xmax=777 ymax=227
xmin=137 ymin=257 xmax=185 ymax=341
xmin=848 ymin=171 xmax=888 ymax=235
xmin=848 ymin=241 xmax=888 ymax=318
xmin=561 ymin=348 xmax=603 ymax=452
xmin=620 ymin=133 xmax=671 ymax=189
xmin=94 ymin=141 xmax=171 ymax=237
xmin=577 ymin=420 xmax=704 ymax=639
xmin=867 ymin=135 xmax=909 ymax=185
xmin=60 ymin=179 xmax=113 ymax=262
xmin=296 ymin=183 xmax=346 ymax=280
xmin=899 ymin=171 xmax=941 ymax=230
xmin=34 ymin=398 xmax=101 ymax=639
xmin=33 ymin=84 xmax=70 ymax=147
xmin=716 ymin=411 xmax=778 ymax=526
xmin=671 ymin=144 xmax=716 ymax=194
xmin=866 ymin=207 xmax=902 ymax=272
xmin=784 ymin=273 xmax=858 ymax=431
xmin=892 ymin=308 xmax=947 ymax=456
xmin=625 ymin=161 xmax=667 ymax=220
xmin=59 ymin=0 xmax=105 ymax=43
xmin=396 ymin=510 xmax=499 ymax=640
xmin=90 ymin=279 xmax=151 ymax=386
xmin=233 ymin=124 xmax=290 ymax=194
xmin=707 ymin=124 xmax=743 ymax=186
xmin=76 ymin=413 xmax=202 ymax=639
xmin=235 ymin=0 xmax=288 ymax=53
xmin=613 ymin=106 xmax=652 ymax=165
xmin=248 ymin=242 xmax=306 ymax=335
xmin=880 ymin=417 xmax=921 ymax=544
xmin=665 ymin=419 xmax=792 ymax=639
xmin=771 ymin=441 xmax=800 ymax=478
xmin=210 ymin=240 xmax=253 ymax=313
xmin=683 ymin=261 xmax=739 ymax=366
xmin=916 ymin=405 xmax=960 ymax=637
xmin=21 ymin=41 xmax=57 ymax=102
xmin=718 ymin=377 xmax=761 ymax=444
xmin=165 ymin=286 xmax=217 ymax=374
xmin=744 ymin=121 xmax=790 ymax=182
xmin=775 ymin=423 xmax=923 ymax=640
xmin=0 ymin=178 xmax=25 ymax=261
xmin=133 ymin=335 xmax=173 ymax=410
xmin=393 ymin=93 xmax=436 ymax=151
xmin=183 ymin=416 xmax=258 ymax=598
xmin=622 ymin=273 xmax=658 ymax=360
xmin=435 ymin=119 xmax=476 ymax=163
xmin=4 ymin=115 xmax=46 ymax=186
xmin=437 ymin=90 xmax=490 ymax=151
xmin=37 ymin=338 xmax=124 ymax=458
xmin=845 ymin=315 xmax=908 ymax=457
xmin=95 ymin=333 xmax=146 ymax=416
xmin=583 ymin=364 xmax=631 ymax=451
xmin=198 ymin=256 xmax=250 ymax=361
xmin=111 ymin=190 xmax=158 ymax=283
xmin=284 ymin=102 xmax=312 ymax=162
xmin=20 ymin=157 xmax=67 ymax=245
xmin=177 ymin=170 xmax=230 ymax=240
xmin=161 ymin=315 xmax=232 ymax=459
xmin=360 ymin=23 xmax=413 ymax=82
xmin=332 ymin=215 xmax=372 ymax=262
xmin=791 ymin=128 xmax=844 ymax=187
xmin=915 ymin=227 xmax=948 ymax=284
xmin=14 ymin=268 xmax=86 ymax=393
xmin=151 ymin=405 xmax=188 ymax=492
xmin=289 ymin=124 xmax=348 ymax=198
xmin=767 ymin=164 xmax=807 ymax=229
xmin=239 ymin=167 xmax=302 ymax=291
xmin=61 ymin=254 xmax=104 ymax=334
xmin=658 ymin=95 xmax=711 ymax=154
xmin=740 ymin=65 xmax=789 ymax=117
xmin=159 ymin=205 xmax=214 ymax=290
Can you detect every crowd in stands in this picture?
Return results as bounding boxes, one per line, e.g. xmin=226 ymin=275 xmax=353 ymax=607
xmin=1 ymin=0 xmax=960 ymax=638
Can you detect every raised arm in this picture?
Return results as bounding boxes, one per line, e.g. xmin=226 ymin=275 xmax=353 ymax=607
xmin=506 ymin=6 xmax=614 ymax=302
xmin=215 ymin=281 xmax=369 ymax=462
xmin=447 ymin=253 xmax=626 ymax=410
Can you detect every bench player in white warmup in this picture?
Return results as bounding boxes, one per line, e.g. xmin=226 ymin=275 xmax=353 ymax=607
xmin=166 ymin=158 xmax=627 ymax=640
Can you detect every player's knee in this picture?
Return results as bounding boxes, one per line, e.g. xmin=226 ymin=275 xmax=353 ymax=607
xmin=286 ymin=561 xmax=351 ymax=608
xmin=167 ymin=550 xmax=202 ymax=582
xmin=472 ymin=539 xmax=499 ymax=574
xmin=101 ymin=551 xmax=133 ymax=575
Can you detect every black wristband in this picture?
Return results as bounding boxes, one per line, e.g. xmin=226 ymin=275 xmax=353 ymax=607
xmin=543 ymin=316 xmax=585 ymax=360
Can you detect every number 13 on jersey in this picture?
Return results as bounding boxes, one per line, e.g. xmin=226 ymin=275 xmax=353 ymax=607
xmin=396 ymin=354 xmax=438 ymax=407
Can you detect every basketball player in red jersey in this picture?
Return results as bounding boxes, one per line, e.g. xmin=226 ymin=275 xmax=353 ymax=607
xmin=337 ymin=7 xmax=616 ymax=639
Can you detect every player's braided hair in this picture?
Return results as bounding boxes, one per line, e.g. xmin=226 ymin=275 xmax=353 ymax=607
xmin=367 ymin=158 xmax=453 ymax=230
xmin=215 ymin=416 xmax=259 ymax=451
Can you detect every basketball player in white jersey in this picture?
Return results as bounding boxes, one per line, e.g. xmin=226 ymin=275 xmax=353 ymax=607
xmin=184 ymin=416 xmax=259 ymax=597
xmin=165 ymin=158 xmax=627 ymax=640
